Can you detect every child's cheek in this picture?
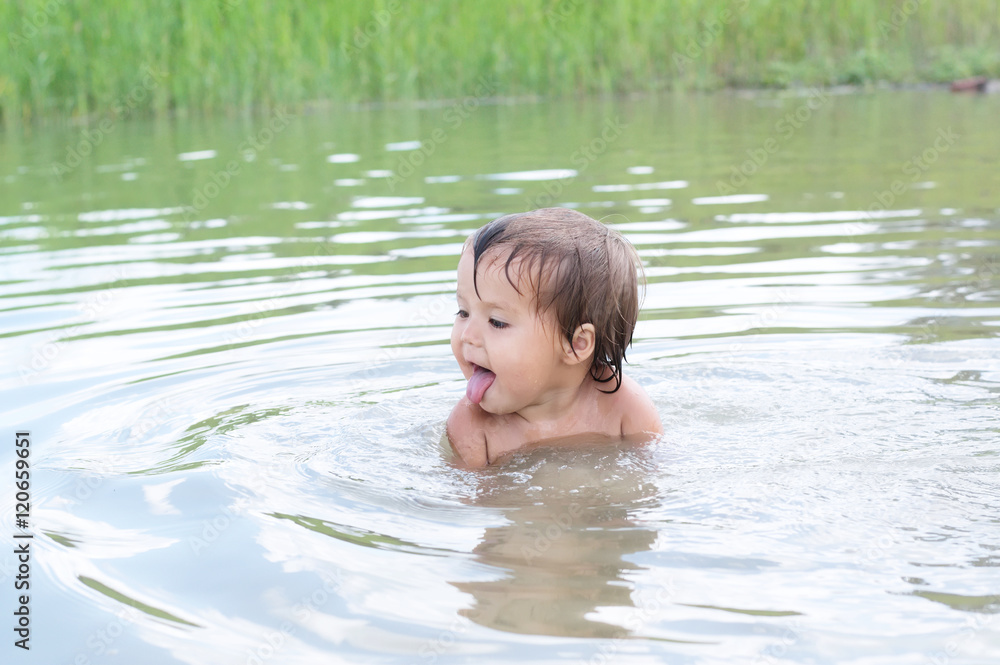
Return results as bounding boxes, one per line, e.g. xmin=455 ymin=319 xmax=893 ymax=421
xmin=449 ymin=331 xmax=465 ymax=370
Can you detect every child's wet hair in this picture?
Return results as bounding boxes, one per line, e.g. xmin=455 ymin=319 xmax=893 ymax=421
xmin=468 ymin=207 xmax=643 ymax=393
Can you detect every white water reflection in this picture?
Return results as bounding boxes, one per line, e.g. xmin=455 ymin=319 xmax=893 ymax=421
xmin=692 ymin=194 xmax=770 ymax=205
xmin=326 ymin=153 xmax=360 ymax=163
xmin=593 ymin=180 xmax=689 ymax=192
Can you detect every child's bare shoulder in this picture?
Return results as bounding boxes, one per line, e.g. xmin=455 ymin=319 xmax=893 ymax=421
xmin=446 ymin=397 xmax=490 ymax=467
xmin=611 ymin=374 xmax=662 ymax=437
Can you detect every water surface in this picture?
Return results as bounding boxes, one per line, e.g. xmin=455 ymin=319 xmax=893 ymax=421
xmin=1 ymin=90 xmax=999 ymax=664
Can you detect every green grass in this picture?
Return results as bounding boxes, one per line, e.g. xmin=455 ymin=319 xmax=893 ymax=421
xmin=3 ymin=0 xmax=1000 ymax=124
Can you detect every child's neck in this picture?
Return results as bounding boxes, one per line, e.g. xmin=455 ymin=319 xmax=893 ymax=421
xmin=512 ymin=365 xmax=595 ymax=425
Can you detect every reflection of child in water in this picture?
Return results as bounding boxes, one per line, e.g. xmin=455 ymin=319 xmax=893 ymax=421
xmin=452 ymin=445 xmax=661 ymax=638
xmin=448 ymin=208 xmax=662 ymax=467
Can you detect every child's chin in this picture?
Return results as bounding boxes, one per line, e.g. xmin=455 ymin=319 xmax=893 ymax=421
xmin=479 ymin=396 xmax=514 ymax=416
xmin=475 ymin=393 xmax=498 ymax=413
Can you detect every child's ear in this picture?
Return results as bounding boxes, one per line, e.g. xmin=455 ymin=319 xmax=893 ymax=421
xmin=563 ymin=323 xmax=596 ymax=365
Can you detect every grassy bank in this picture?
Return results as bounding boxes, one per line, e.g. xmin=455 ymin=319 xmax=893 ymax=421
xmin=3 ymin=0 xmax=1000 ymax=123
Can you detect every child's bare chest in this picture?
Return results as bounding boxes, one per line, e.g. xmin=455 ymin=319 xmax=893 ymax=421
xmin=484 ymin=403 xmax=622 ymax=463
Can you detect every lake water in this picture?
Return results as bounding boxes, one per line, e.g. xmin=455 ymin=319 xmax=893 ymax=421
xmin=1 ymin=90 xmax=999 ymax=664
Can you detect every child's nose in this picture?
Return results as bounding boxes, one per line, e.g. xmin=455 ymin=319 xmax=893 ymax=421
xmin=460 ymin=319 xmax=482 ymax=346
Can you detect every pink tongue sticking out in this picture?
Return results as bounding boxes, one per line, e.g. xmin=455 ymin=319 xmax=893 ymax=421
xmin=466 ymin=365 xmax=496 ymax=404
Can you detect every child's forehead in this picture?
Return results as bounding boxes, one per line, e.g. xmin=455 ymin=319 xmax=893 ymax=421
xmin=460 ymin=245 xmax=538 ymax=286
xmin=459 ymin=245 xmax=553 ymax=308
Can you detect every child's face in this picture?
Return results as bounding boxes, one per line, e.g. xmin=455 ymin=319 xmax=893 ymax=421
xmin=451 ymin=246 xmax=568 ymax=415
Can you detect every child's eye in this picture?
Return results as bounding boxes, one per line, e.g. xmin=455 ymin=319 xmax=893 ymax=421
xmin=489 ymin=318 xmax=507 ymax=330
xmin=456 ymin=309 xmax=468 ymax=319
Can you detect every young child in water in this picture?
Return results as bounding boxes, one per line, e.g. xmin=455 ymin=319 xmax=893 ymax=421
xmin=447 ymin=207 xmax=662 ymax=467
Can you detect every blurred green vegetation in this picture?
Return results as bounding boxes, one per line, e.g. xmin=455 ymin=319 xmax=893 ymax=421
xmin=3 ymin=0 xmax=1000 ymax=123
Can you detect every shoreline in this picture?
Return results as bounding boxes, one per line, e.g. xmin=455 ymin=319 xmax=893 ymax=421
xmin=9 ymin=80 xmax=998 ymax=130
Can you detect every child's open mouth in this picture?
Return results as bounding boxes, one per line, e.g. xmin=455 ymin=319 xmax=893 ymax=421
xmin=466 ymin=364 xmax=496 ymax=405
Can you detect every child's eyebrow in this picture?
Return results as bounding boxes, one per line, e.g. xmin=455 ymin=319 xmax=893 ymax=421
xmin=460 ymin=294 xmax=511 ymax=312
xmin=479 ymin=300 xmax=509 ymax=311
xmin=455 ymin=276 xmax=515 ymax=310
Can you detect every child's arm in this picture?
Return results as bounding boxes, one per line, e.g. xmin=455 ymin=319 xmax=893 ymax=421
xmin=618 ymin=376 xmax=663 ymax=437
xmin=446 ymin=398 xmax=490 ymax=467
